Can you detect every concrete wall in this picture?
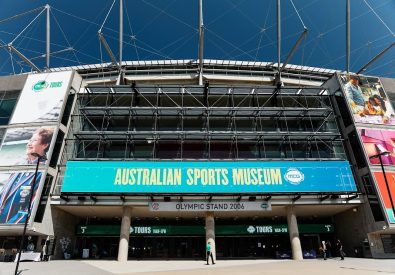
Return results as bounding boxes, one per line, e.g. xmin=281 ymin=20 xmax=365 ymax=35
xmin=334 ymin=202 xmax=386 ymax=258
xmin=0 ymin=74 xmax=27 ymax=91
xmin=51 ymin=207 xmax=80 ymax=259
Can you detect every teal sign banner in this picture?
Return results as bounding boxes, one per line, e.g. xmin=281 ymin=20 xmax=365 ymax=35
xmin=62 ymin=161 xmax=356 ymax=194
xmin=76 ymin=224 xmax=334 ymax=236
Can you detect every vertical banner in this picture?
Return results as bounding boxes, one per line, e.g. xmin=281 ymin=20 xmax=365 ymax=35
xmin=373 ymin=172 xmax=395 ymax=224
xmin=0 ymin=126 xmax=55 ymax=166
xmin=10 ymin=71 xmax=73 ymax=124
xmin=359 ymin=128 xmax=395 ymax=166
xmin=339 ymin=74 xmax=395 ymax=125
xmin=0 ymin=71 xmax=72 ymax=226
xmin=0 ymin=171 xmax=44 ymax=225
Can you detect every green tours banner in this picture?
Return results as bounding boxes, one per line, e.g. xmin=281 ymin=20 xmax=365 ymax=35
xmin=76 ymin=224 xmax=333 ymax=236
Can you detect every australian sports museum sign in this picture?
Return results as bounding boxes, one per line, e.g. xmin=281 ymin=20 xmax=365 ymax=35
xmin=61 ymin=161 xmax=356 ymax=194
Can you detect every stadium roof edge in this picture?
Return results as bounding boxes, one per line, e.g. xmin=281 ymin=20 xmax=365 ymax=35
xmin=47 ymin=59 xmax=339 ymax=75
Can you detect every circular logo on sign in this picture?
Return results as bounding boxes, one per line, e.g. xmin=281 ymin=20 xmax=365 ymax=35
xmin=151 ymin=202 xmax=160 ymax=211
xmin=20 ymin=189 xmax=30 ymax=198
xmin=260 ymin=203 xmax=268 ymax=209
xmin=32 ymin=80 xmax=49 ymax=92
xmin=284 ymin=168 xmax=304 ymax=185
xmin=247 ymin=226 xmax=256 ymax=234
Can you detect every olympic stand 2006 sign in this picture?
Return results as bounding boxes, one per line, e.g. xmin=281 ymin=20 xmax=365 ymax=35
xmin=149 ymin=201 xmax=271 ymax=212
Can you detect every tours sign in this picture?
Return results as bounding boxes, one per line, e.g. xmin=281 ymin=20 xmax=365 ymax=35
xmin=76 ymin=224 xmax=334 ymax=236
xmin=62 ymin=160 xmax=356 ymax=194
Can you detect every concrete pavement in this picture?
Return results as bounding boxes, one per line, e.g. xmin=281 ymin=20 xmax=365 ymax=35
xmin=1 ymin=258 xmax=394 ymax=275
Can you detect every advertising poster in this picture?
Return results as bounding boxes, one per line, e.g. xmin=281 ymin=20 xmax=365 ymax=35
xmin=339 ymin=74 xmax=395 ymax=125
xmin=0 ymin=126 xmax=55 ymax=166
xmin=359 ymin=128 xmax=395 ymax=166
xmin=10 ymin=71 xmax=72 ymax=124
xmin=373 ymin=172 xmax=395 ymax=223
xmin=0 ymin=171 xmax=44 ymax=225
xmin=62 ymin=160 xmax=356 ymax=194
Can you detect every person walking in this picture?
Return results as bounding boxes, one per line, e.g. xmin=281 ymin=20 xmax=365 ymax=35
xmin=206 ymin=241 xmax=215 ymax=265
xmin=320 ymin=240 xmax=327 ymax=260
xmin=336 ymin=239 xmax=345 ymax=260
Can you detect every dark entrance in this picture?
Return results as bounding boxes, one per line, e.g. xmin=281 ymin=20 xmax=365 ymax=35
xmin=128 ymin=236 xmax=205 ymax=259
xmin=75 ymin=237 xmax=119 ymax=259
xmin=216 ymin=235 xmax=290 ymax=259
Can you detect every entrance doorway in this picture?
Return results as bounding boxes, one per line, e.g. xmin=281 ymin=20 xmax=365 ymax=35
xmin=215 ymin=236 xmax=290 ymax=259
xmin=128 ymin=236 xmax=205 ymax=259
xmin=75 ymin=237 xmax=119 ymax=259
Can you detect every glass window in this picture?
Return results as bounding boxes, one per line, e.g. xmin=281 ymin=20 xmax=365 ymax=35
xmin=210 ymin=141 xmax=236 ymax=159
xmin=133 ymin=141 xmax=154 ymax=159
xmin=156 ymin=141 xmax=181 ymax=159
xmin=182 ymin=142 xmax=206 ymax=159
xmin=103 ymin=141 xmax=127 ymax=158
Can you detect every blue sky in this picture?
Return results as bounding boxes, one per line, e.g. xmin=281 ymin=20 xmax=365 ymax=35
xmin=0 ymin=0 xmax=394 ymax=77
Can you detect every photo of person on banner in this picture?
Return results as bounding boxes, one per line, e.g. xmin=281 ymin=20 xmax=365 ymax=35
xmin=341 ymin=74 xmax=395 ymax=125
xmin=0 ymin=171 xmax=43 ymax=224
xmin=0 ymin=126 xmax=54 ymax=166
xmin=25 ymin=127 xmax=53 ymax=164
xmin=0 ymin=127 xmax=52 ymax=224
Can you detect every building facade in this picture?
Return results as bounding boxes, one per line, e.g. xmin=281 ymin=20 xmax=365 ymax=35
xmin=0 ymin=60 xmax=394 ymax=261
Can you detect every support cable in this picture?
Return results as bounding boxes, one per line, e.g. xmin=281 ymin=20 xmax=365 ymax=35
xmin=289 ymin=0 xmax=306 ymax=29
xmin=8 ymin=47 xmax=15 ymax=74
xmin=100 ymin=0 xmax=117 ymax=32
xmin=363 ymin=0 xmax=394 ymax=37
xmin=51 ymin=9 xmax=81 ymax=65
xmin=124 ymin=0 xmax=140 ymax=60
xmin=10 ymin=7 xmax=46 ymax=45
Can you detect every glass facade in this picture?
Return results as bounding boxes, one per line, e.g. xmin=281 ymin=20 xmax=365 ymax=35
xmin=63 ymin=86 xmax=346 ymax=162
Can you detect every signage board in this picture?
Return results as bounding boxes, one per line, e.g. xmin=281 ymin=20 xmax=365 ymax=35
xmin=62 ymin=160 xmax=356 ymax=194
xmin=339 ymin=74 xmax=395 ymax=125
xmin=0 ymin=171 xmax=44 ymax=225
xmin=0 ymin=126 xmax=56 ymax=166
xmin=75 ymin=224 xmax=334 ymax=236
xmin=10 ymin=71 xmax=73 ymax=124
xmin=358 ymin=128 xmax=395 ymax=166
xmin=149 ymin=201 xmax=271 ymax=212
xmin=373 ymin=172 xmax=395 ymax=223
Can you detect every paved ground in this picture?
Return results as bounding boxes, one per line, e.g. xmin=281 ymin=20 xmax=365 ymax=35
xmin=1 ymin=257 xmax=394 ymax=275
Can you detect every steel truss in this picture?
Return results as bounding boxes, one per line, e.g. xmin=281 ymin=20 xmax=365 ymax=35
xmin=62 ymin=85 xmax=346 ymax=161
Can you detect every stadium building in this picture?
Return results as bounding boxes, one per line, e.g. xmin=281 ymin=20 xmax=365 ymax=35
xmin=0 ymin=2 xmax=394 ymax=263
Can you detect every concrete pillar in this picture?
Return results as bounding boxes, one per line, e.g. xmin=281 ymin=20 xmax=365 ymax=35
xmin=117 ymin=206 xmax=132 ymax=262
xmin=287 ymin=206 xmax=303 ymax=260
xmin=205 ymin=212 xmax=216 ymax=261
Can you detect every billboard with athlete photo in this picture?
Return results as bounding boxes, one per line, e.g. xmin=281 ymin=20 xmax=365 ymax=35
xmin=339 ymin=74 xmax=395 ymax=125
xmin=0 ymin=171 xmax=44 ymax=225
xmin=9 ymin=71 xmax=73 ymax=125
xmin=358 ymin=128 xmax=395 ymax=166
xmin=0 ymin=126 xmax=55 ymax=166
xmin=373 ymin=172 xmax=395 ymax=224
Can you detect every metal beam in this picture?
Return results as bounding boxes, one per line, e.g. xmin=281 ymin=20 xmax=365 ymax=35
xmin=98 ymin=31 xmax=118 ymax=66
xmin=46 ymin=4 xmax=50 ymax=69
xmin=198 ymin=0 xmax=204 ymax=86
xmin=281 ymin=28 xmax=307 ymax=72
xmin=0 ymin=6 xmax=45 ymax=25
xmin=30 ymin=47 xmax=73 ymax=61
xmin=8 ymin=44 xmax=41 ymax=72
xmin=357 ymin=42 xmax=395 ymax=74
xmin=346 ymin=0 xmax=350 ymax=73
